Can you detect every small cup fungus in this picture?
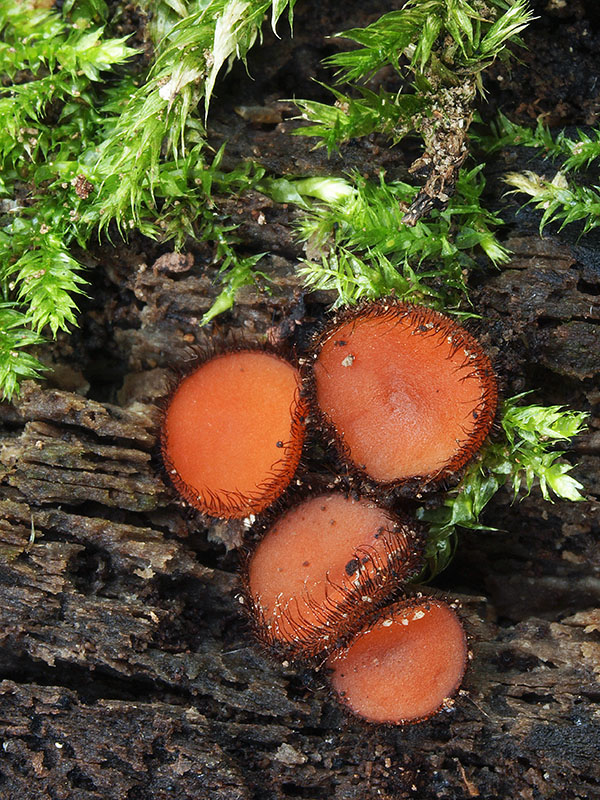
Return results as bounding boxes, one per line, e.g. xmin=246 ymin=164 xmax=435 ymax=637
xmin=161 ymin=349 xmax=307 ymax=518
xmin=158 ymin=304 xmax=488 ymax=726
xmin=309 ymin=300 xmax=497 ymax=486
xmin=327 ymin=597 xmax=468 ymax=725
xmin=243 ymin=493 xmax=423 ymax=658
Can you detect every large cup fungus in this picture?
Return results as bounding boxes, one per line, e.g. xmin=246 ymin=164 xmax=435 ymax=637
xmin=309 ymin=300 xmax=497 ymax=486
xmin=327 ymin=597 xmax=468 ymax=725
xmin=243 ymin=493 xmax=423 ymax=658
xmin=161 ymin=349 xmax=307 ymax=519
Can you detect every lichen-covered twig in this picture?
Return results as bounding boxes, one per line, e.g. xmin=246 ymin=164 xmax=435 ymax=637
xmin=403 ymin=82 xmax=476 ymax=226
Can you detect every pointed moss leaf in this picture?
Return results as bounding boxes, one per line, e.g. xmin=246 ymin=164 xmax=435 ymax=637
xmin=479 ymin=0 xmax=533 ymax=60
xmin=271 ymin=0 xmax=296 ymax=31
xmin=9 ymin=241 xmax=87 ymax=336
xmin=0 ymin=305 xmax=47 ymax=402
xmin=419 ymin=396 xmax=588 ymax=578
xmin=201 ymin=252 xmax=268 ymax=325
xmin=544 ymin=463 xmax=585 ymax=502
xmin=205 ymin=0 xmax=278 ymax=113
xmin=413 ymin=14 xmax=442 ymax=73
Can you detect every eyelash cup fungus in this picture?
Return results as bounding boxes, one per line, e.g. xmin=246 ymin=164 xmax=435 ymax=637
xmin=326 ymin=597 xmax=468 ymax=725
xmin=309 ymin=300 xmax=497 ymax=487
xmin=243 ymin=493 xmax=423 ymax=659
xmin=161 ymin=350 xmax=307 ymax=519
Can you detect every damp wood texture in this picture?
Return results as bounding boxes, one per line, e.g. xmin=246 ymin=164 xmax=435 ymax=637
xmin=0 ymin=1 xmax=600 ymax=799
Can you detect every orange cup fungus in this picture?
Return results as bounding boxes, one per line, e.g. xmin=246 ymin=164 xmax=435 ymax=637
xmin=243 ymin=493 xmax=423 ymax=659
xmin=157 ymin=301 xmax=487 ymax=726
xmin=161 ymin=349 xmax=307 ymax=519
xmin=327 ymin=598 xmax=468 ymax=725
xmin=309 ymin=300 xmax=497 ymax=486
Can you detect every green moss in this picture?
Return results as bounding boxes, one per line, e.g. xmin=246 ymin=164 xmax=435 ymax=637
xmin=480 ymin=112 xmax=600 ymax=234
xmin=1 ymin=1 xmax=587 ymax=577
xmin=418 ymin=397 xmax=588 ymax=577
xmin=0 ymin=0 xmax=294 ymax=400
xmin=260 ymin=165 xmax=509 ymax=310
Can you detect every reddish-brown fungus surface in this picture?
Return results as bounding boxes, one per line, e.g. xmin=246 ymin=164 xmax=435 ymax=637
xmin=244 ymin=493 xmax=423 ymax=658
xmin=327 ymin=598 xmax=468 ymax=725
xmin=311 ymin=301 xmax=497 ymax=485
xmin=161 ymin=350 xmax=306 ymax=518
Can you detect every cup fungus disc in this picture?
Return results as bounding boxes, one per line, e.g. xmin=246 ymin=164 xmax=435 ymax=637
xmin=311 ymin=302 xmax=497 ymax=484
xmin=161 ymin=350 xmax=306 ymax=519
xmin=245 ymin=493 xmax=423 ymax=658
xmin=327 ymin=598 xmax=468 ymax=725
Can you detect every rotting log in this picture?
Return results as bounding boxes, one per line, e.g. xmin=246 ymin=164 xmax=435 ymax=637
xmin=0 ymin=227 xmax=599 ymax=799
xmin=1 ymin=2 xmax=600 ymax=797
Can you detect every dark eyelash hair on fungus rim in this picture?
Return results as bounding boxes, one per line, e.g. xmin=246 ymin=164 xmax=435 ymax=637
xmin=160 ymin=347 xmax=308 ymax=519
xmin=305 ymin=298 xmax=498 ymax=491
xmin=240 ymin=491 xmax=425 ymax=661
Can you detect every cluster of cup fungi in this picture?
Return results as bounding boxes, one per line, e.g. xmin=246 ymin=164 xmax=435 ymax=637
xmin=160 ymin=299 xmax=498 ymax=726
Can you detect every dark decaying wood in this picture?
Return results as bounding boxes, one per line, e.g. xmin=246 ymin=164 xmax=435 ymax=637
xmin=0 ymin=1 xmax=599 ymax=798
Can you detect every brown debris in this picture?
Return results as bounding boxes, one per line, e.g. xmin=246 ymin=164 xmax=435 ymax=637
xmin=402 ymin=82 xmax=476 ymax=227
xmin=72 ymin=175 xmax=94 ymax=200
